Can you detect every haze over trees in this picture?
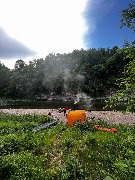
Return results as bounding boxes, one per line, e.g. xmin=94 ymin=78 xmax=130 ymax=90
xmin=0 ymin=46 xmax=132 ymax=99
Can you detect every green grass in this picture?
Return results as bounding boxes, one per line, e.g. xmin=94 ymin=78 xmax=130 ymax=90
xmin=0 ymin=112 xmax=135 ymax=180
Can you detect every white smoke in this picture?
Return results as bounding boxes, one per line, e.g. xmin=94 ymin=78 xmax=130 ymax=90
xmin=63 ymin=69 xmax=85 ymax=95
xmin=75 ymin=93 xmax=92 ymax=110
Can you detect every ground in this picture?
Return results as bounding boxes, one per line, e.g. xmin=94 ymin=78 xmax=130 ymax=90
xmin=0 ymin=109 xmax=135 ymax=125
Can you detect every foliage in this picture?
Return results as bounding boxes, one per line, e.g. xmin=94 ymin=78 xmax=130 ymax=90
xmin=0 ymin=62 xmax=11 ymax=97
xmin=0 ymin=45 xmax=132 ymax=99
xmin=105 ymin=41 xmax=135 ymax=112
xmin=0 ymin=113 xmax=135 ymax=179
xmin=106 ymin=2 xmax=135 ymax=112
xmin=121 ymin=1 xmax=135 ymax=32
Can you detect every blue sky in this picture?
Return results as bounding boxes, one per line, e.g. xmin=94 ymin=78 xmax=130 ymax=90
xmin=84 ymin=0 xmax=135 ymax=49
xmin=0 ymin=0 xmax=134 ymax=69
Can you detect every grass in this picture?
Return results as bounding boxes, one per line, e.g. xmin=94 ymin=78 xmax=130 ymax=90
xmin=0 ymin=112 xmax=135 ymax=180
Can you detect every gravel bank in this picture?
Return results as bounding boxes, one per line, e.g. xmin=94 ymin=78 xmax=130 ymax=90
xmin=0 ymin=109 xmax=135 ymax=125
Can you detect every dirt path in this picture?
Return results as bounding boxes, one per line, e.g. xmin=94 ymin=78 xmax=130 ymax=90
xmin=0 ymin=109 xmax=135 ymax=125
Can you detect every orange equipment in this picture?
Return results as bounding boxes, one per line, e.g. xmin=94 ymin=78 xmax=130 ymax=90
xmin=94 ymin=124 xmax=117 ymax=133
xmin=66 ymin=110 xmax=86 ymax=126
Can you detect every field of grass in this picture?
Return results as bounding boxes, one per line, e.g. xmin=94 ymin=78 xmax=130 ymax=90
xmin=0 ymin=112 xmax=135 ymax=180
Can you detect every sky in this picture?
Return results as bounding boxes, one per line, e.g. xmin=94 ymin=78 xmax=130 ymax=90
xmin=0 ymin=0 xmax=134 ymax=69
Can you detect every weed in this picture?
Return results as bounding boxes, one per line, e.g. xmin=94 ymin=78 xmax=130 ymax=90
xmin=0 ymin=114 xmax=135 ymax=179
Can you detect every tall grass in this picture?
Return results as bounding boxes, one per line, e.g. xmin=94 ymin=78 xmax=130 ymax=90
xmin=0 ymin=112 xmax=135 ymax=179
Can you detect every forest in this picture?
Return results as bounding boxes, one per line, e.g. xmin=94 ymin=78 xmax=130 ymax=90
xmin=0 ymin=43 xmax=133 ymax=98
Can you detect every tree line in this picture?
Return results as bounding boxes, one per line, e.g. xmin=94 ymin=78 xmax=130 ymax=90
xmin=0 ymin=44 xmax=133 ymax=99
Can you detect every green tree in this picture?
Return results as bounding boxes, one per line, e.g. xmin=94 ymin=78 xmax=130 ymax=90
xmin=106 ymin=41 xmax=135 ymax=112
xmin=0 ymin=62 xmax=11 ymax=97
xmin=8 ymin=59 xmax=36 ymax=98
xmin=14 ymin=59 xmax=26 ymax=70
xmin=8 ymin=60 xmax=28 ymax=98
xmin=106 ymin=2 xmax=135 ymax=112
xmin=121 ymin=1 xmax=135 ymax=32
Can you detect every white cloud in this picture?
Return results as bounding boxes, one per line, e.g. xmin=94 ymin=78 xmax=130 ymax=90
xmin=1 ymin=59 xmax=17 ymax=69
xmin=0 ymin=0 xmax=88 ymax=59
xmin=0 ymin=0 xmax=117 ymax=68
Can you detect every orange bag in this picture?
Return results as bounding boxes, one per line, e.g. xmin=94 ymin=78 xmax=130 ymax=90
xmin=66 ymin=110 xmax=86 ymax=126
xmin=94 ymin=124 xmax=117 ymax=133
